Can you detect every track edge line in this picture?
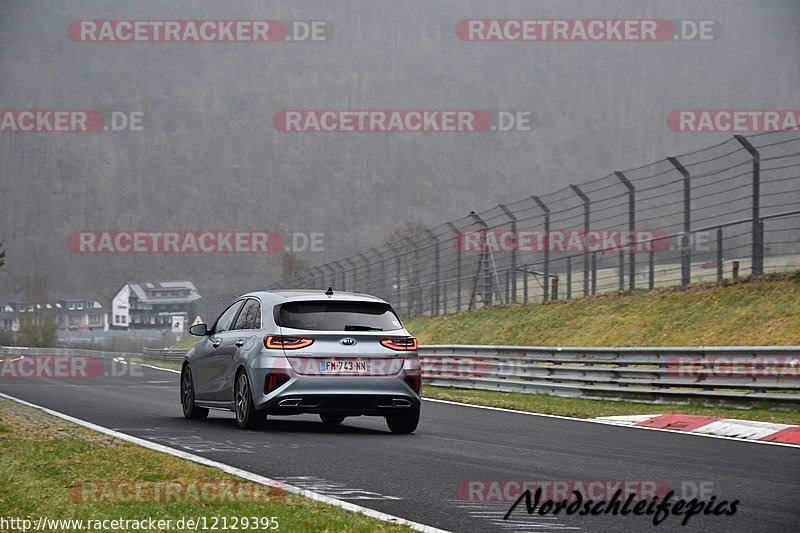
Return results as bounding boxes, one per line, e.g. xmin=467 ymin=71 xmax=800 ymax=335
xmin=0 ymin=391 xmax=449 ymax=533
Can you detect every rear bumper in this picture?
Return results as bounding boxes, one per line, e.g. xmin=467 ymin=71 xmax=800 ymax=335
xmin=255 ymin=376 xmax=421 ymax=416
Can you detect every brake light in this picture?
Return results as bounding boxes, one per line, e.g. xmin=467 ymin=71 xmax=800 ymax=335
xmin=380 ymin=337 xmax=418 ymax=351
xmin=265 ymin=373 xmax=290 ymax=394
xmin=264 ymin=335 xmax=314 ymax=350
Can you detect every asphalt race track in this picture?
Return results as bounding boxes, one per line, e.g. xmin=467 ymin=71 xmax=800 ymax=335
xmin=1 ymin=357 xmax=798 ymax=533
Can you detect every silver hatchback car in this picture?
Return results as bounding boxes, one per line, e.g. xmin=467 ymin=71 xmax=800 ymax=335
xmin=180 ymin=289 xmax=421 ymax=433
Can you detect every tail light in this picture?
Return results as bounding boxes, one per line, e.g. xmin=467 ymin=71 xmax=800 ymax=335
xmin=264 ymin=335 xmax=314 ymax=350
xmin=380 ymin=337 xmax=418 ymax=351
xmin=404 ymin=375 xmax=421 ymax=393
xmin=265 ymin=373 xmax=290 ymax=394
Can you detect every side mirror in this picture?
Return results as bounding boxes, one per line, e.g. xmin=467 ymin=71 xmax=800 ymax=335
xmin=189 ymin=323 xmax=208 ymax=336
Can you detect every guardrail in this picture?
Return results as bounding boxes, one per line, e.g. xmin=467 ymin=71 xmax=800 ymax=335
xmin=0 ymin=346 xmax=141 ymax=359
xmin=5 ymin=345 xmax=798 ymax=408
xmin=419 ymin=345 xmax=800 ymax=408
xmin=142 ymin=347 xmax=188 ymax=363
xmin=0 ymin=346 xmax=184 ymax=364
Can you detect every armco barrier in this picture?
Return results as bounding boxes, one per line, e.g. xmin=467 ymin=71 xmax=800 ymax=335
xmin=142 ymin=347 xmax=188 ymax=363
xmin=0 ymin=346 xmax=141 ymax=359
xmin=0 ymin=346 xmax=182 ymax=364
xmin=6 ymin=345 xmax=797 ymax=408
xmin=419 ymin=345 xmax=800 ymax=408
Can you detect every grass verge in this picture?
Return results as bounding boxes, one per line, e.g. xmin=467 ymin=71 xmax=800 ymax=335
xmin=171 ymin=336 xmax=199 ymax=350
xmin=406 ymin=272 xmax=800 ymax=347
xmin=0 ymin=398 xmax=410 ymax=533
xmin=423 ymin=385 xmax=800 ymax=425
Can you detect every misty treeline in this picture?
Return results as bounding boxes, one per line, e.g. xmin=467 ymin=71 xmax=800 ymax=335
xmin=0 ymin=1 xmax=798 ymax=300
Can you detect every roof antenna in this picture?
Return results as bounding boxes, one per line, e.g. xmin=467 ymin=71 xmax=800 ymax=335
xmin=325 ymin=286 xmax=334 ymax=296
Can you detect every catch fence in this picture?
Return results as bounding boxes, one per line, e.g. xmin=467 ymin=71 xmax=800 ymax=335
xmin=270 ymin=131 xmax=800 ymax=318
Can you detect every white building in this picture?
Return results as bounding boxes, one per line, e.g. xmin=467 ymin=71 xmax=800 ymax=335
xmin=111 ymin=281 xmax=201 ymax=330
xmin=0 ymin=295 xmax=108 ymax=332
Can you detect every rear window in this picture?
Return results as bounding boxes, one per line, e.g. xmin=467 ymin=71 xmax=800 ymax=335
xmin=276 ymin=301 xmax=403 ymax=331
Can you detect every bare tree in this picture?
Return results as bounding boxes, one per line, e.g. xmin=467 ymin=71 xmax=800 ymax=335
xmin=18 ymin=275 xmax=58 ymax=348
xmin=281 ymin=251 xmax=311 ymax=278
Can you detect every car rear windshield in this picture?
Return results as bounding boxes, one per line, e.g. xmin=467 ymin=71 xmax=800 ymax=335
xmin=275 ymin=301 xmax=403 ymax=331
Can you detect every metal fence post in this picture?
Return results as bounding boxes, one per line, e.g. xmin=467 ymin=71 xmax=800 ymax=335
xmin=532 ymin=196 xmax=551 ymax=302
xmin=566 ymin=257 xmax=572 ymax=300
xmin=618 ymin=250 xmax=625 ymax=292
xmin=468 ymin=212 xmax=491 ymax=309
xmin=305 ymin=267 xmax=316 ymax=289
xmin=499 ymin=204 xmax=518 ymax=303
xmin=411 ymin=237 xmax=422 ymax=316
xmin=591 ymin=252 xmax=597 ymax=295
xmin=373 ymin=247 xmax=386 ymax=299
xmin=569 ymin=185 xmax=591 ymax=297
xmin=668 ymin=156 xmax=691 ymax=287
xmin=615 ymin=171 xmax=636 ymax=291
xmin=446 ymin=222 xmax=462 ymax=313
xmin=322 ymin=264 xmax=336 ymax=290
xmin=734 ymin=135 xmax=763 ymax=275
xmin=648 ymin=248 xmax=655 ymax=290
xmin=333 ymin=260 xmax=346 ymax=291
xmin=343 ymin=257 xmax=357 ymax=292
xmin=314 ymin=266 xmax=326 ymax=289
xmin=358 ymin=252 xmax=371 ymax=294
xmin=523 ymin=265 xmax=529 ymax=303
xmin=716 ymin=226 xmax=723 ymax=282
xmin=386 ymin=242 xmax=402 ymax=313
xmin=426 ymin=229 xmax=441 ymax=316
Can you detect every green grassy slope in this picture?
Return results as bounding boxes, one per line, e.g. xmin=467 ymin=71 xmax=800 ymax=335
xmin=406 ymin=272 xmax=800 ymax=347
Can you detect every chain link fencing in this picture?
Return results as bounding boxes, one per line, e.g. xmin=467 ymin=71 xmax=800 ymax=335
xmin=261 ymin=131 xmax=799 ymax=319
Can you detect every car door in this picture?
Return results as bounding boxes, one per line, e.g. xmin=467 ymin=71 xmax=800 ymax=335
xmin=194 ymin=299 xmax=245 ymax=400
xmin=218 ymin=298 xmax=262 ymax=401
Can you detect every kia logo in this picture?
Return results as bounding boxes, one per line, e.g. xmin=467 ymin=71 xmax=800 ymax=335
xmin=339 ymin=337 xmax=357 ymax=346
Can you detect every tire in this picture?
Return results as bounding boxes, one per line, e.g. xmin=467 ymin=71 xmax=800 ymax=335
xmin=234 ymin=370 xmax=263 ymax=429
xmin=320 ymin=413 xmax=346 ymax=425
xmin=386 ymin=408 xmax=419 ymax=434
xmin=181 ymin=366 xmax=209 ymax=420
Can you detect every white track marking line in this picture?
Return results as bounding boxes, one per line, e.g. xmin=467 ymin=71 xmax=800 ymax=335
xmin=0 ymin=392 xmax=449 ymax=533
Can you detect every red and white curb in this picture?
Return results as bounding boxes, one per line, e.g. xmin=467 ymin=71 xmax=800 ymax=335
xmin=594 ymin=414 xmax=800 ymax=445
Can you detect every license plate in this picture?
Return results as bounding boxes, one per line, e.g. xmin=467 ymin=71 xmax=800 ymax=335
xmin=320 ymin=359 xmax=372 ymax=374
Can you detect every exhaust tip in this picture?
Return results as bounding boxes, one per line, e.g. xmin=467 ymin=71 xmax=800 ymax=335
xmin=392 ymin=398 xmax=412 ymax=408
xmin=278 ymin=398 xmax=302 ymax=407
